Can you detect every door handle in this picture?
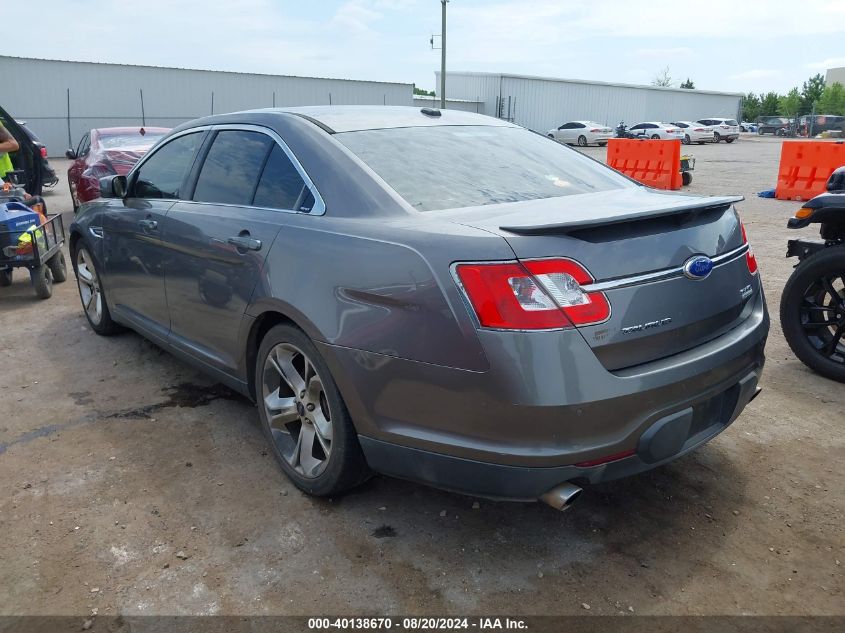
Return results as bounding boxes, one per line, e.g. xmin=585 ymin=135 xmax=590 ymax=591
xmin=227 ymin=236 xmax=262 ymax=252
xmin=138 ymin=219 xmax=158 ymax=231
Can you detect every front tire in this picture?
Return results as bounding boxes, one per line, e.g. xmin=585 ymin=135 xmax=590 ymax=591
xmin=577 ymin=135 xmax=588 ymax=147
xmin=683 ymin=134 xmax=691 ymax=145
xmin=780 ymin=246 xmax=845 ymax=382
xmin=0 ymin=268 xmax=11 ymax=287
xmin=256 ymin=324 xmax=370 ymax=496
xmin=72 ymin=243 xmax=122 ymax=335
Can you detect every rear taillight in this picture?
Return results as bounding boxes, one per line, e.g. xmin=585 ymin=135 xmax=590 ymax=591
xmin=590 ymin=128 xmax=600 ymax=133
xmin=740 ymin=222 xmax=758 ymax=275
xmin=39 ymin=147 xmax=48 ymax=158
xmin=455 ymin=259 xmax=610 ymax=330
xmin=694 ymin=128 xmax=704 ymax=132
xmin=720 ymin=125 xmax=729 ymax=129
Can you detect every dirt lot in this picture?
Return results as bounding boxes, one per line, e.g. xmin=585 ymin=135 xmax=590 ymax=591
xmin=1 ymin=137 xmax=842 ymax=618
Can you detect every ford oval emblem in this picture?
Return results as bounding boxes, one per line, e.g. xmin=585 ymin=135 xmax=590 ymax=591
xmin=683 ymin=255 xmax=714 ymax=280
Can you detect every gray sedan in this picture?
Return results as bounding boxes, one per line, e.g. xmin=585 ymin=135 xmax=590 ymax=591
xmin=69 ymin=106 xmax=768 ymax=510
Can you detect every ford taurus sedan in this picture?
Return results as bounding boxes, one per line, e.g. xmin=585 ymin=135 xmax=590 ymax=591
xmin=69 ymin=106 xmax=768 ymax=510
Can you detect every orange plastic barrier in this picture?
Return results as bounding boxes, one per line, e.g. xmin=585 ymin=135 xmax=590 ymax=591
xmin=776 ymin=141 xmax=845 ymax=201
xmin=606 ymin=138 xmax=682 ymax=190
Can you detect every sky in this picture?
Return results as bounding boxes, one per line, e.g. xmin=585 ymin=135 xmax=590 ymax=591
xmin=4 ymin=0 xmax=845 ymax=95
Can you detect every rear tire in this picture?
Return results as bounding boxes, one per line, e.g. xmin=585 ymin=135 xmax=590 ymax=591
xmin=780 ymin=246 xmax=845 ymax=383
xmin=714 ymin=132 xmax=722 ymax=142
xmin=683 ymin=134 xmax=691 ymax=145
xmin=650 ymin=134 xmax=660 ymax=140
xmin=0 ymin=268 xmax=11 ymax=287
xmin=682 ymin=171 xmax=692 ymax=186
xmin=757 ymin=127 xmax=764 ymax=135
xmin=256 ymin=324 xmax=371 ymax=496
xmin=33 ymin=265 xmax=53 ymax=299
xmin=47 ymin=251 xmax=68 ymax=283
xmin=725 ymin=138 xmax=735 ymax=144
xmin=577 ymin=135 xmax=588 ymax=147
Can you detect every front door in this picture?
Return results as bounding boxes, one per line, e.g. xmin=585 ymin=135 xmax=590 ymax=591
xmin=102 ymin=130 xmax=205 ymax=339
xmin=163 ymin=128 xmax=312 ymax=375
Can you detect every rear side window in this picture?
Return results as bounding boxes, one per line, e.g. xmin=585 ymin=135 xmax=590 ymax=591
xmin=193 ymin=130 xmax=273 ymax=205
xmin=253 ymin=145 xmax=307 ymax=210
xmin=133 ymin=132 xmax=203 ymax=199
xmin=336 ymin=125 xmax=630 ymax=212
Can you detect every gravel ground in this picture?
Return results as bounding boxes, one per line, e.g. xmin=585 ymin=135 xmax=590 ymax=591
xmin=0 ymin=137 xmax=842 ymax=618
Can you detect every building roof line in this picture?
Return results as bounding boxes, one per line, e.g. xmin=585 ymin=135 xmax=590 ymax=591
xmin=439 ymin=70 xmax=744 ymax=98
xmin=0 ymin=55 xmax=413 ymax=88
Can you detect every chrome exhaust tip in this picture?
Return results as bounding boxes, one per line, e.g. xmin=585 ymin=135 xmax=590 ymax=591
xmin=539 ymin=482 xmax=583 ymax=511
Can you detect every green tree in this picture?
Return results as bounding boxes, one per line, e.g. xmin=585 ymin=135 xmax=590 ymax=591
xmin=742 ymin=92 xmax=761 ymax=120
xmin=817 ymin=82 xmax=845 ymax=115
xmin=680 ymin=78 xmax=695 ymax=89
xmin=778 ymin=88 xmax=802 ymax=116
xmin=413 ymin=86 xmax=435 ymax=97
xmin=760 ymin=92 xmax=781 ymax=116
xmin=800 ymin=73 xmax=826 ymax=114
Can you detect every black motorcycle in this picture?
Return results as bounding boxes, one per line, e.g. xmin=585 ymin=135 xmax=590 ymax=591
xmin=780 ymin=166 xmax=845 ymax=382
xmin=614 ymin=121 xmax=646 ymax=139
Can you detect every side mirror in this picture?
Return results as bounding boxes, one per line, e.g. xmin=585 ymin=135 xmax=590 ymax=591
xmin=65 ymin=149 xmax=77 ymax=160
xmin=99 ymin=175 xmax=127 ymax=199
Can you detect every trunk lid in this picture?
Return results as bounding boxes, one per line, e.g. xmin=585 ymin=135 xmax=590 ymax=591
xmin=443 ymin=188 xmax=759 ymax=370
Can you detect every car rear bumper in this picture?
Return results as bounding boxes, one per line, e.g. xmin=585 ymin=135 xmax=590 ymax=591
xmin=360 ymin=366 xmax=761 ymax=500
xmin=320 ymin=289 xmax=768 ymax=499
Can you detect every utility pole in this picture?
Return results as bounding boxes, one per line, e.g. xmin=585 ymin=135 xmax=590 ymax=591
xmin=440 ymin=0 xmax=447 ymax=110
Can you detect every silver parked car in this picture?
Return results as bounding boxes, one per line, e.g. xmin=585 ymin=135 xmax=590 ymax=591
xmin=69 ymin=107 xmax=768 ymax=510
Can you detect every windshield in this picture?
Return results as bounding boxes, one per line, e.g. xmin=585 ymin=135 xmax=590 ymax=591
xmin=336 ymin=126 xmax=631 ymax=212
xmin=99 ymin=132 xmax=165 ymax=149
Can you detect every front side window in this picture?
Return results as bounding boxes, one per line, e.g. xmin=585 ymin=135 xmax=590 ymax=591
xmin=193 ymin=130 xmax=273 ymax=205
xmin=336 ymin=125 xmax=631 ymax=212
xmin=133 ymin=132 xmax=203 ymax=199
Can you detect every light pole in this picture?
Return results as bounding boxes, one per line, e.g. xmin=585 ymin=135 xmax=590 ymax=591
xmin=440 ymin=0 xmax=447 ymax=110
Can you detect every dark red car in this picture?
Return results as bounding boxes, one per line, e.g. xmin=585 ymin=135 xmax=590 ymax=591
xmin=66 ymin=127 xmax=168 ymax=210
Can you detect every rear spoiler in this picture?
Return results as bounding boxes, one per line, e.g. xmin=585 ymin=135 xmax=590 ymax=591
xmin=499 ymin=195 xmax=744 ymax=235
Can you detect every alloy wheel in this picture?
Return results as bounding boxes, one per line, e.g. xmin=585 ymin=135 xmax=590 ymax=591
xmin=76 ymin=248 xmax=103 ymax=325
xmin=800 ymin=274 xmax=845 ymax=365
xmin=262 ymin=343 xmax=333 ymax=478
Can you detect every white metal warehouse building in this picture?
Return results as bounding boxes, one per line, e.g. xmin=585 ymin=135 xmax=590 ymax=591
xmin=0 ymin=56 xmax=414 ymax=156
xmin=436 ymin=71 xmax=744 ymax=134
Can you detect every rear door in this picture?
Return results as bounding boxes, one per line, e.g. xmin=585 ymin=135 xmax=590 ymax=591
xmin=162 ymin=126 xmax=314 ymax=375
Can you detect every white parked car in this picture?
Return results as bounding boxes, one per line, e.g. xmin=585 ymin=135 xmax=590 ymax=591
xmin=547 ymin=121 xmax=613 ymax=146
xmin=627 ymin=122 xmax=684 ymax=140
xmin=671 ymin=121 xmax=715 ymax=145
xmin=696 ymin=118 xmax=740 ymax=143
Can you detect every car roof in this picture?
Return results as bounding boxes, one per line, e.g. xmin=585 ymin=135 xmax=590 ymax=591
xmin=241 ymin=105 xmax=518 ymax=133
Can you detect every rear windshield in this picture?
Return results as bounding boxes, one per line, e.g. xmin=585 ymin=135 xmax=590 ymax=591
xmin=725 ymin=119 xmax=738 ymax=126
xmin=336 ymin=126 xmax=630 ymax=211
xmin=99 ymin=132 xmax=165 ymax=149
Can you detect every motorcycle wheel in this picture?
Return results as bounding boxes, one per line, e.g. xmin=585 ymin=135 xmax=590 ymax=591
xmin=780 ymin=246 xmax=845 ymax=382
